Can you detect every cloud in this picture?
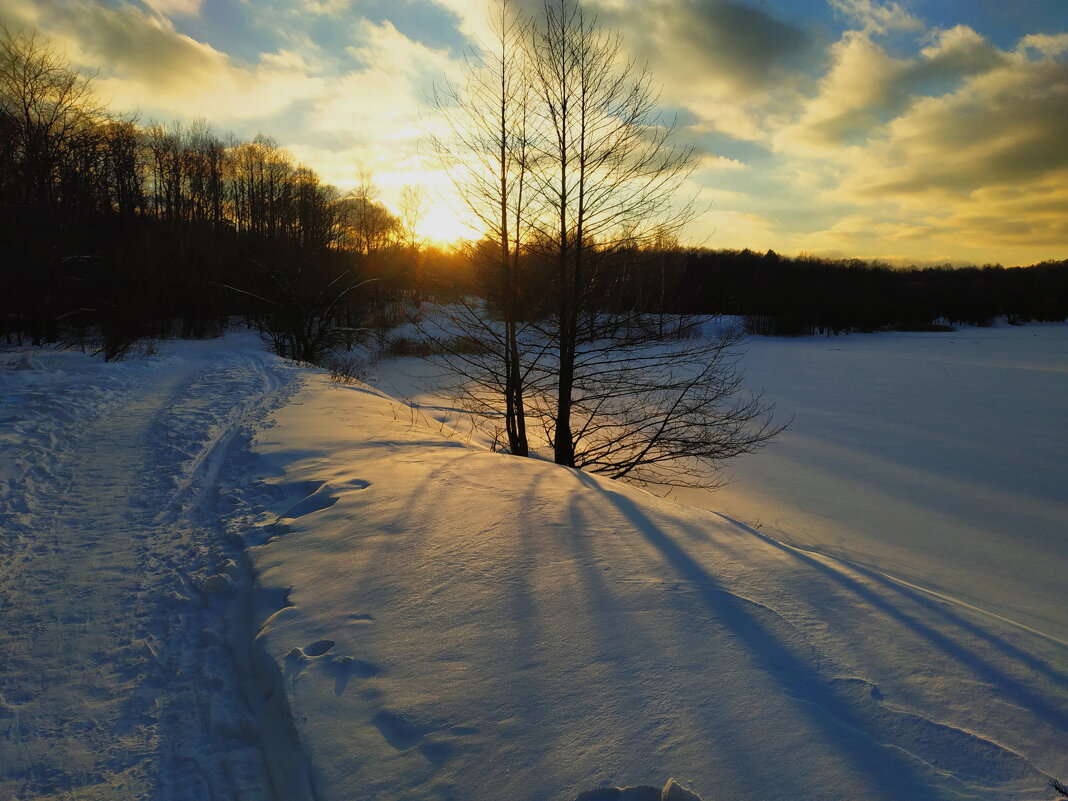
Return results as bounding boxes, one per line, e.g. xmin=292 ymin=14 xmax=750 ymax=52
xmin=828 ymin=0 xmax=923 ymax=35
xmin=797 ymin=167 xmax=1068 ymax=264
xmin=141 ymin=0 xmax=205 ymax=17
xmin=283 ymin=18 xmax=462 ymax=199
xmin=0 ymin=0 xmax=326 ymax=119
xmin=776 ymin=25 xmax=1007 ymax=153
xmin=695 ymin=207 xmax=779 ymax=250
xmin=61 ymin=4 xmax=230 ymax=91
xmin=303 ymin=0 xmax=351 ymax=16
xmin=580 ymin=0 xmax=814 ymax=141
xmin=632 ymin=0 xmax=810 ymax=91
xmin=1017 ymin=32 xmax=1068 ymax=58
xmin=776 ymin=28 xmax=1066 ymax=262
xmin=840 ymin=55 xmax=1068 ymax=200
xmin=698 ymin=154 xmax=748 ymax=171
xmin=775 ymin=31 xmax=909 ymax=151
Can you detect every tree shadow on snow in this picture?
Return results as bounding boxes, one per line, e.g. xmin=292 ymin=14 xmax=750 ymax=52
xmin=585 ymin=478 xmax=1026 ymax=800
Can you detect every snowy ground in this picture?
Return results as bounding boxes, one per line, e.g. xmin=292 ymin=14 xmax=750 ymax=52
xmin=0 ymin=333 xmax=306 ymax=799
xmin=2 ymin=323 xmax=1067 ymax=801
xmin=243 ymin=322 xmax=1068 ymax=801
xmin=680 ymin=323 xmax=1068 ymax=645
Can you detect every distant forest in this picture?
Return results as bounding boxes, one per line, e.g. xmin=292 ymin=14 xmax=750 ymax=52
xmin=2 ymin=28 xmax=1065 ymax=358
xmin=671 ymin=250 xmax=1068 ymax=336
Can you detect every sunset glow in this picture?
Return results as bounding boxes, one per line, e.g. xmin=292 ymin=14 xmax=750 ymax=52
xmin=3 ymin=0 xmax=1064 ymax=264
xmin=412 ymin=202 xmax=472 ymax=247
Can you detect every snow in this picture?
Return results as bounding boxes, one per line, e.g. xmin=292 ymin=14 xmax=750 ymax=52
xmin=682 ymin=323 xmax=1068 ymax=644
xmin=0 ymin=333 xmax=306 ymax=799
xmin=2 ymin=322 xmax=1066 ymax=800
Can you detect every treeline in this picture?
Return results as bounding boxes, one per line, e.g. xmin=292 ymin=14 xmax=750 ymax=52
xmin=666 ymin=249 xmax=1068 ymax=335
xmin=0 ymin=28 xmax=466 ymax=358
xmin=464 ymin=244 xmax=1068 ymax=336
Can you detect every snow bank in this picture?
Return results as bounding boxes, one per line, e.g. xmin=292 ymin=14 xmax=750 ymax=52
xmin=234 ymin=344 xmax=1068 ymax=801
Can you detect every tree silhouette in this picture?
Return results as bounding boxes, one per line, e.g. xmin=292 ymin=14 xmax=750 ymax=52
xmin=429 ymin=0 xmax=783 ymax=486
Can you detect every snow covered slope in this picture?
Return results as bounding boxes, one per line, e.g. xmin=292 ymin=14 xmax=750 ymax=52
xmin=237 ymin=341 xmax=1068 ymax=801
xmin=3 ymin=325 xmax=1065 ymax=801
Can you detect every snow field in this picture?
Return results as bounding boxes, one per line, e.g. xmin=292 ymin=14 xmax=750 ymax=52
xmin=239 ymin=331 xmax=1068 ymax=801
xmin=691 ymin=323 xmax=1068 ymax=644
xmin=3 ymin=323 xmax=1066 ymax=801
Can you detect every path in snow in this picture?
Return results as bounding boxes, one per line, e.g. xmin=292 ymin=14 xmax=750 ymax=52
xmin=0 ymin=336 xmax=301 ymax=800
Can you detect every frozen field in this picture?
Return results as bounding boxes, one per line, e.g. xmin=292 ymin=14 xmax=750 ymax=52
xmin=685 ymin=324 xmax=1068 ymax=645
xmin=2 ymin=322 xmax=1066 ymax=800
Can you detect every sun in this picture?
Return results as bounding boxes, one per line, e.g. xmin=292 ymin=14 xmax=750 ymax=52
xmin=416 ymin=202 xmax=480 ymax=246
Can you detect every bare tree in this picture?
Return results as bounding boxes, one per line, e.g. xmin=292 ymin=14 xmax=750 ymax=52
xmin=398 ymin=183 xmax=428 ymax=252
xmin=0 ymin=26 xmax=103 ymax=212
xmin=336 ymin=170 xmax=401 ymax=257
xmin=424 ymin=0 xmax=783 ymax=487
xmin=524 ymin=0 xmax=702 ymax=469
xmin=431 ymin=0 xmax=540 ymax=456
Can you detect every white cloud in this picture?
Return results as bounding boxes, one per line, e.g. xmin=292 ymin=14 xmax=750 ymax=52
xmin=1017 ymin=32 xmax=1068 ymax=58
xmin=698 ymin=154 xmax=748 ymax=171
xmin=829 ymin=0 xmax=923 ymax=35
xmin=774 ymin=31 xmax=908 ymax=153
xmin=775 ymin=24 xmax=1007 ymax=155
xmin=837 ymin=56 xmax=1068 ymax=202
xmin=141 ymin=0 xmax=204 ymax=17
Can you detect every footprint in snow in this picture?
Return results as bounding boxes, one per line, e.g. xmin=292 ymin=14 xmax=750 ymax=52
xmin=372 ymin=710 xmax=427 ymax=750
xmin=279 ymin=488 xmax=339 ymax=520
xmin=327 ymin=655 xmax=382 ymax=695
xmin=301 ymin=639 xmax=335 ymax=657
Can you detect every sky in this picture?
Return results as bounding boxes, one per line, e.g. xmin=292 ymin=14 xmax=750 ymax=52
xmin=1 ymin=0 xmax=1065 ymax=265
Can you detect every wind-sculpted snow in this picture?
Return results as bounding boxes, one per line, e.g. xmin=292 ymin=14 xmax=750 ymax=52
xmin=0 ymin=334 xmax=306 ymax=800
xmin=240 ymin=336 xmax=1068 ymax=801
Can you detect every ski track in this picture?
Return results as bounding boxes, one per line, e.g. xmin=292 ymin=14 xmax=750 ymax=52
xmin=0 ymin=341 xmax=296 ymax=800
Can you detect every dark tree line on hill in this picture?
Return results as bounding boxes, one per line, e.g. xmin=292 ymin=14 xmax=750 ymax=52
xmin=441 ymin=243 xmax=1068 ymax=337
xmin=0 ymin=27 xmax=467 ymax=359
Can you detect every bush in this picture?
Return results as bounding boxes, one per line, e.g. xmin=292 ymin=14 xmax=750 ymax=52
xmin=326 ymin=355 xmax=375 ymax=386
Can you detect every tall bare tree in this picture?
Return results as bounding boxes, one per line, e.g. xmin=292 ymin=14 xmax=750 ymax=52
xmin=524 ymin=0 xmax=712 ymax=470
xmin=427 ymin=0 xmax=783 ymax=487
xmin=431 ymin=0 xmax=540 ymax=456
